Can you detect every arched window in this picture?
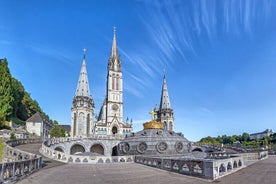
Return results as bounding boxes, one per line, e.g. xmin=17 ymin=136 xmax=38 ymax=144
xmin=112 ymin=77 xmax=115 ymax=89
xmin=169 ymin=122 xmax=173 ymax=130
xmin=164 ymin=122 xmax=167 ymax=130
xmin=116 ymin=77 xmax=119 ymax=90
xmin=78 ymin=112 xmax=85 ymax=135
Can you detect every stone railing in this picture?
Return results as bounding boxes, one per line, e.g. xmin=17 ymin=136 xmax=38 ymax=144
xmin=45 ymin=135 xmax=125 ymax=146
xmin=40 ymin=142 xmax=134 ymax=164
xmin=234 ymin=150 xmax=268 ymax=163
xmin=135 ymin=155 xmax=245 ymax=180
xmin=0 ymin=139 xmax=43 ymax=183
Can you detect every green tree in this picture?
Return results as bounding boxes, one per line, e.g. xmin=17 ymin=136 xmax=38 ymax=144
xmin=241 ymin=132 xmax=250 ymax=142
xmin=50 ymin=124 xmax=65 ymax=138
xmin=11 ymin=78 xmax=25 ymax=118
xmin=0 ymin=59 xmax=14 ymax=122
xmin=10 ymin=133 xmax=16 ymax=140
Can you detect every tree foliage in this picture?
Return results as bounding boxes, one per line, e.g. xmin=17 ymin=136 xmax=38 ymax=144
xmin=0 ymin=59 xmax=14 ymax=127
xmin=199 ymin=132 xmax=276 ymax=150
xmin=50 ymin=124 xmax=65 ymax=138
xmin=0 ymin=58 xmax=50 ymax=127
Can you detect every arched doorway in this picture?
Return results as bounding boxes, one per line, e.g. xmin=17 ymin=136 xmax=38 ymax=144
xmin=70 ymin=144 xmax=85 ymax=155
xmin=54 ymin=147 xmax=64 ymax=152
xmin=90 ymin=144 xmax=104 ymax=155
xmin=112 ymin=146 xmax=118 ymax=156
xmin=192 ymin=148 xmax=203 ymax=152
xmin=112 ymin=126 xmax=118 ymax=135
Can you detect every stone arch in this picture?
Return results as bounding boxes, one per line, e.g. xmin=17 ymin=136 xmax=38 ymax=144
xmin=164 ymin=121 xmax=167 ymax=130
xmin=70 ymin=144 xmax=85 ymax=155
xmin=238 ymin=160 xmax=242 ymax=167
xmin=233 ymin=161 xmax=238 ymax=168
xmin=54 ymin=147 xmax=64 ymax=152
xmin=219 ymin=163 xmax=226 ymax=173
xmin=227 ymin=162 xmax=232 ymax=170
xmin=112 ymin=146 xmax=118 ymax=156
xmin=90 ymin=143 xmax=104 ymax=155
xmin=169 ymin=121 xmax=173 ymax=130
xmin=192 ymin=147 xmax=203 ymax=152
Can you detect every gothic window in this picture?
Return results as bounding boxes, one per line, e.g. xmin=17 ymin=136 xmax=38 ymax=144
xmin=87 ymin=114 xmax=90 ymax=135
xmin=112 ymin=77 xmax=115 ymax=90
xmin=169 ymin=122 xmax=173 ymax=130
xmin=116 ymin=77 xmax=119 ymax=90
xmin=164 ymin=122 xmax=167 ymax=130
xmin=78 ymin=112 xmax=85 ymax=135
xmin=73 ymin=113 xmax=76 ymax=136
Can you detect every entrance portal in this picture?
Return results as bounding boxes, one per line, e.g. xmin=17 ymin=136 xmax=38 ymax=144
xmin=112 ymin=126 xmax=118 ymax=135
xmin=112 ymin=146 xmax=118 ymax=156
xmin=70 ymin=144 xmax=85 ymax=155
xmin=90 ymin=144 xmax=104 ymax=155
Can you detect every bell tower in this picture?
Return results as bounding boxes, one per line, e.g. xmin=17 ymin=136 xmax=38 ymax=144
xmin=157 ymin=74 xmax=174 ymax=131
xmin=71 ymin=49 xmax=95 ymax=137
xmin=105 ymin=27 xmax=123 ymax=133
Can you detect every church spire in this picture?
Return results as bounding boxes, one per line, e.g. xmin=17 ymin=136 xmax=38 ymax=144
xmin=75 ymin=48 xmax=91 ymax=97
xmin=111 ymin=26 xmax=118 ymax=58
xmin=159 ymin=74 xmax=171 ymax=110
xmin=108 ymin=26 xmax=121 ymax=71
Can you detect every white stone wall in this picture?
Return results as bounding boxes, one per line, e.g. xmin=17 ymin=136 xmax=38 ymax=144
xmin=26 ymin=122 xmax=42 ymax=136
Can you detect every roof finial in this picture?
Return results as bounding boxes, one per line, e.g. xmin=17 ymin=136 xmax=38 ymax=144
xmin=163 ymin=68 xmax=166 ymax=78
xmin=113 ymin=25 xmax=116 ymax=34
xmin=83 ymin=48 xmax=87 ymax=59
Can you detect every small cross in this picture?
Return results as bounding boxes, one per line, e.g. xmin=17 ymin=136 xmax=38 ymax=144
xmin=114 ymin=26 xmax=116 ymax=34
xmin=83 ymin=48 xmax=86 ymax=55
xmin=149 ymin=109 xmax=157 ymax=120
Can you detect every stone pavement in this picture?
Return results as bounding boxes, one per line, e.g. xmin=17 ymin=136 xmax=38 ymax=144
xmin=15 ymin=143 xmax=276 ymax=184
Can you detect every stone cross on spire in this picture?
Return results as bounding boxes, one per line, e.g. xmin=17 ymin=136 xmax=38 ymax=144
xmin=75 ymin=49 xmax=91 ymax=97
xmin=159 ymin=74 xmax=171 ymax=110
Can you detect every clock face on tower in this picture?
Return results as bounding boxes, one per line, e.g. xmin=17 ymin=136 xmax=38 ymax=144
xmin=112 ymin=104 xmax=119 ymax=111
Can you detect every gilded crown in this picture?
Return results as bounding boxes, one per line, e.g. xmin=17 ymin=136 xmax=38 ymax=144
xmin=143 ymin=110 xmax=164 ymax=130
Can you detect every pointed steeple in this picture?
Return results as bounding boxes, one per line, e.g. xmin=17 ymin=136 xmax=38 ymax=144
xmin=75 ymin=48 xmax=91 ymax=97
xmin=108 ymin=26 xmax=121 ymax=71
xmin=159 ymin=74 xmax=171 ymax=109
xmin=111 ymin=26 xmax=118 ymax=58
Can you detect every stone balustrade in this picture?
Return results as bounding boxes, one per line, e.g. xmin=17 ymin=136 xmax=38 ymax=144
xmin=135 ymin=155 xmax=245 ymax=180
xmin=45 ymin=135 xmax=125 ymax=146
xmin=0 ymin=139 xmax=43 ymax=183
xmin=40 ymin=141 xmax=134 ymax=164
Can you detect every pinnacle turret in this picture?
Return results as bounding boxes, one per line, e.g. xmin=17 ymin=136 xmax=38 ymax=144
xmin=108 ymin=27 xmax=121 ymax=72
xmin=159 ymin=74 xmax=171 ymax=110
xmin=75 ymin=48 xmax=91 ymax=97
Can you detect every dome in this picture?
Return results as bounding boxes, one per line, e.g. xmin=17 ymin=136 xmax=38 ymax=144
xmin=118 ymin=129 xmax=191 ymax=156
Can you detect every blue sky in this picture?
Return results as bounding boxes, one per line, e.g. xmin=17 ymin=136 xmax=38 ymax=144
xmin=1 ymin=0 xmax=276 ymax=141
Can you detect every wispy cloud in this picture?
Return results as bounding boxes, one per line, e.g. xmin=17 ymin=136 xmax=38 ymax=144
xmin=0 ymin=39 xmax=12 ymax=45
xmin=24 ymin=42 xmax=76 ymax=66
xmin=115 ymin=0 xmax=272 ymax=98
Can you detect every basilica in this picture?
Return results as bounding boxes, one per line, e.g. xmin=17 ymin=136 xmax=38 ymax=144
xmin=70 ymin=29 xmax=174 ymax=138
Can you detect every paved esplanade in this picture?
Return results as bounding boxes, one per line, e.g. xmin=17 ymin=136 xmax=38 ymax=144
xmin=16 ymin=144 xmax=276 ymax=184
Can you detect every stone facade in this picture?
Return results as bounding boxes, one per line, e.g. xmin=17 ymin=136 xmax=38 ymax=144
xmin=249 ymin=129 xmax=273 ymax=140
xmin=118 ymin=129 xmax=191 ymax=156
xmin=71 ymin=29 xmax=132 ymax=137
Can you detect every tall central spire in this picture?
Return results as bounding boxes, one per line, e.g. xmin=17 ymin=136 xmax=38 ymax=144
xmin=111 ymin=26 xmax=118 ymax=58
xmin=160 ymin=74 xmax=171 ymax=109
xmin=75 ymin=48 xmax=91 ymax=97
xmin=108 ymin=26 xmax=121 ymax=72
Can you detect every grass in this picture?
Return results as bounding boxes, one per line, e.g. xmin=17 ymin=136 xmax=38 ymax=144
xmin=0 ymin=139 xmax=4 ymax=162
